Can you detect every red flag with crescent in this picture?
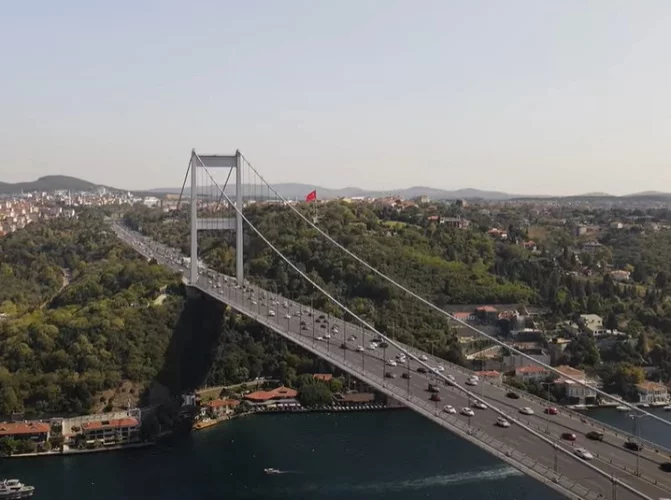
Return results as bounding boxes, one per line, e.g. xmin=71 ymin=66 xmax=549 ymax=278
xmin=305 ymin=190 xmax=317 ymax=202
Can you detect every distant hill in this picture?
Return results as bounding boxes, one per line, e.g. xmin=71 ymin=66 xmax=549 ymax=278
xmin=149 ymin=183 xmax=519 ymax=200
xmin=0 ymin=175 xmax=118 ymax=195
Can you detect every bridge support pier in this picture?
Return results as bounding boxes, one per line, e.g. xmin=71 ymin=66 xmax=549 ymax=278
xmin=188 ymin=149 xmax=244 ymax=285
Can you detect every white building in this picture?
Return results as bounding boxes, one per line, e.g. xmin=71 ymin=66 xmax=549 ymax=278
xmin=636 ymin=381 xmax=669 ymax=405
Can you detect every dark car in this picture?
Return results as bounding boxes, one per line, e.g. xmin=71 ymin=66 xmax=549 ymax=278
xmin=430 ymin=393 xmax=441 ymax=402
xmin=427 ymin=384 xmax=440 ymax=393
xmin=340 ymin=343 xmax=347 ymax=350
xmin=561 ymin=432 xmax=577 ymax=441
xmin=660 ymin=462 xmax=671 ymax=473
xmin=417 ymin=367 xmax=428 ymax=374
xmin=385 ymin=372 xmax=396 ymax=379
xmin=544 ymin=407 xmax=558 ymax=415
xmin=402 ymin=372 xmax=411 ymax=379
xmin=624 ymin=441 xmax=643 ymax=451
xmin=379 ymin=342 xmax=389 ymax=348
xmin=586 ymin=431 xmax=604 ymax=441
xmin=506 ymin=392 xmax=520 ymax=399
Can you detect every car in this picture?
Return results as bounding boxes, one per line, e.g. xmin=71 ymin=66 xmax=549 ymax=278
xmin=443 ymin=405 xmax=456 ymax=414
xmin=268 ymin=310 xmax=275 ymax=317
xmin=379 ymin=342 xmax=389 ymax=348
xmin=430 ymin=393 xmax=441 ymax=402
xmin=586 ymin=431 xmax=604 ymax=441
xmin=401 ymin=372 xmax=411 ymax=379
xmin=332 ymin=327 xmax=339 ymax=334
xmin=660 ymin=462 xmax=671 ymax=473
xmin=427 ymin=384 xmax=440 ymax=393
xmin=624 ymin=440 xmax=643 ymax=451
xmin=544 ymin=407 xmax=558 ymax=415
xmin=417 ymin=367 xmax=428 ymax=374
xmin=472 ymin=400 xmax=488 ymax=410
xmin=340 ymin=343 xmax=347 ymax=349
xmin=574 ymin=448 xmax=594 ymax=460
xmin=420 ymin=354 xmax=428 ymax=361
xmin=461 ymin=407 xmax=475 ymax=417
xmin=519 ymin=407 xmax=534 ymax=415
xmin=356 ymin=346 xmax=364 ymax=352
xmin=506 ymin=392 xmax=520 ymax=399
xmin=465 ymin=377 xmax=478 ymax=386
xmin=385 ymin=372 xmax=396 ymax=379
xmin=348 ymin=335 xmax=357 ymax=341
xmin=323 ymin=333 xmax=331 ymax=339
xmin=496 ymin=417 xmax=511 ymax=428
xmin=561 ymin=433 xmax=577 ymax=441
xmin=387 ymin=359 xmax=397 ymax=367
xmin=316 ymin=336 xmax=323 ymax=341
xmin=436 ymin=365 xmax=445 ymax=372
xmin=367 ymin=344 xmax=377 ymax=350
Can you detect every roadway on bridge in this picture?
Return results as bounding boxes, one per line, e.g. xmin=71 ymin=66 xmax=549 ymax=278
xmin=113 ymin=224 xmax=671 ymax=500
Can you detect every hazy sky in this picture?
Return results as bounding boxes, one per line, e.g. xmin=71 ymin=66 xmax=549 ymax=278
xmin=1 ymin=1 xmax=671 ymax=195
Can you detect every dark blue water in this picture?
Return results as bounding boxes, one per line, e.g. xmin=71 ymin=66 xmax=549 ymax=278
xmin=0 ymin=411 xmax=557 ymax=500
xmin=3 ymin=408 xmax=669 ymax=500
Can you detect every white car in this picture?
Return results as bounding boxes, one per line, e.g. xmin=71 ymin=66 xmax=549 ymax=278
xmin=443 ymin=405 xmax=456 ymax=414
xmin=323 ymin=333 xmax=331 ymax=339
xmin=332 ymin=327 xmax=339 ymax=334
xmin=465 ymin=377 xmax=478 ymax=386
xmin=519 ymin=407 xmax=535 ymax=415
xmin=387 ymin=359 xmax=397 ymax=367
xmin=420 ymin=354 xmax=428 ymax=361
xmin=574 ymin=448 xmax=594 ymax=460
xmin=284 ymin=314 xmax=291 ymax=319
xmin=461 ymin=407 xmax=475 ymax=417
xmin=356 ymin=346 xmax=364 ymax=352
xmin=367 ymin=344 xmax=377 ymax=350
xmin=436 ymin=365 xmax=445 ymax=372
xmin=472 ymin=400 xmax=488 ymax=410
xmin=316 ymin=336 xmax=323 ymax=341
xmin=268 ymin=310 xmax=276 ymax=317
xmin=496 ymin=417 xmax=511 ymax=428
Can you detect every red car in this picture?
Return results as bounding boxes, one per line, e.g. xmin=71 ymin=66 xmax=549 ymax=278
xmin=561 ymin=432 xmax=577 ymax=441
xmin=545 ymin=407 xmax=558 ymax=415
xmin=430 ymin=393 xmax=441 ymax=402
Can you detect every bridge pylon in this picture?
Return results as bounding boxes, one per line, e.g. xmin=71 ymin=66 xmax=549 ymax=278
xmin=188 ymin=149 xmax=244 ymax=285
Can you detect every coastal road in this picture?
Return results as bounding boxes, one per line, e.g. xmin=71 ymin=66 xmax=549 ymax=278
xmin=111 ymin=224 xmax=671 ymax=500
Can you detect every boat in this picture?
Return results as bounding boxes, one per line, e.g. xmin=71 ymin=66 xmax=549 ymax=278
xmin=616 ymin=405 xmax=629 ymax=412
xmin=0 ymin=479 xmax=35 ymax=499
xmin=264 ymin=468 xmax=281 ymax=475
xmin=664 ymin=405 xmax=671 ymax=411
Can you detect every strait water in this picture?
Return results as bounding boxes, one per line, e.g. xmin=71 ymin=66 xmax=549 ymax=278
xmin=2 ymin=408 xmax=669 ymax=500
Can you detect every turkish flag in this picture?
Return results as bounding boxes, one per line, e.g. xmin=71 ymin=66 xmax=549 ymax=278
xmin=305 ymin=190 xmax=317 ymax=202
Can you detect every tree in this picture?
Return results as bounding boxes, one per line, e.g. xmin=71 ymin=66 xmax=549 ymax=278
xmin=297 ymin=382 xmax=332 ymax=407
xmin=656 ymin=271 xmax=669 ymax=289
xmin=604 ymin=312 xmax=618 ymax=332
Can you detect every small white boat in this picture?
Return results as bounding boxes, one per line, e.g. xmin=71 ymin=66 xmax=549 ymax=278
xmin=663 ymin=405 xmax=671 ymax=411
xmin=616 ymin=405 xmax=629 ymax=412
xmin=0 ymin=479 xmax=34 ymax=499
xmin=264 ymin=468 xmax=282 ymax=475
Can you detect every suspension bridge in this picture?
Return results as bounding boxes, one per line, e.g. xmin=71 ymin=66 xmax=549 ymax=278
xmin=112 ymin=150 xmax=671 ymax=500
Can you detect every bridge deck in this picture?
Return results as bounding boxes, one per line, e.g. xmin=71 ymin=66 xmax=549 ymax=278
xmin=112 ymin=223 xmax=671 ymax=500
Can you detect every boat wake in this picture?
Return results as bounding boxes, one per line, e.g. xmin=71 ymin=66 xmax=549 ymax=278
xmin=245 ymin=465 xmax=522 ymax=497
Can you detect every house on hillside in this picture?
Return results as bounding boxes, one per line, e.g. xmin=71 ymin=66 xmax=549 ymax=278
xmin=636 ymin=381 xmax=669 ymax=405
xmin=554 ymin=365 xmax=599 ymax=405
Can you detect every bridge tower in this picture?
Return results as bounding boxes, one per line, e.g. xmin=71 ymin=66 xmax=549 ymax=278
xmin=188 ymin=149 xmax=244 ymax=286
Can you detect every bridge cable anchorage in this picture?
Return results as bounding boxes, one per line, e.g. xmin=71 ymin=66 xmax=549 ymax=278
xmin=196 ymin=156 xmax=656 ymax=500
xmin=239 ymin=153 xmax=670 ymax=429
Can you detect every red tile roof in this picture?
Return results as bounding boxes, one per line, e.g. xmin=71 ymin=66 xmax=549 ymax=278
xmin=475 ymin=370 xmax=501 ymax=378
xmin=81 ymin=418 xmax=139 ymax=431
xmin=313 ymin=374 xmax=333 ymax=382
xmin=245 ymin=386 xmax=298 ymax=402
xmin=515 ymin=366 xmax=547 ymax=374
xmin=452 ymin=312 xmax=471 ymax=320
xmin=0 ymin=422 xmax=50 ymax=436
xmin=475 ymin=306 xmax=498 ymax=313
